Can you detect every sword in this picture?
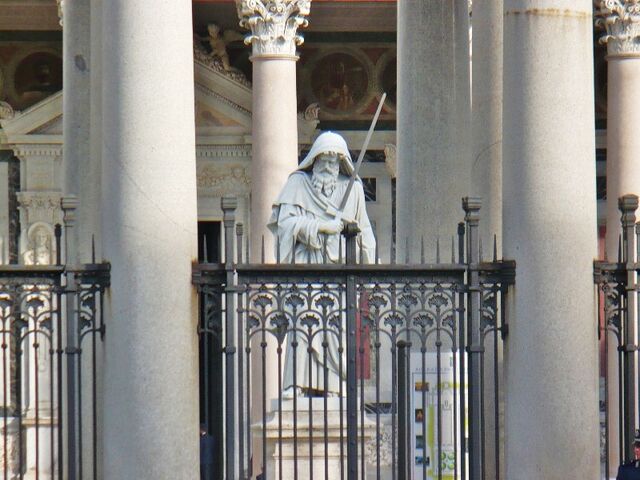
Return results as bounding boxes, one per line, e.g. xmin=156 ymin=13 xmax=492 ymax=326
xmin=326 ymin=92 xmax=387 ymax=220
xmin=340 ymin=92 xmax=386 ymax=211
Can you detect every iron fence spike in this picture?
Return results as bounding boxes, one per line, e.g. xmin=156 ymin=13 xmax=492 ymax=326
xmin=203 ymin=233 xmax=209 ymax=263
xmin=405 ymin=237 xmax=409 ymax=264
xmin=436 ymin=236 xmax=441 ymax=263
xmin=451 ymin=236 xmax=455 ymax=263
xmin=421 ymin=236 xmax=425 ymax=264
xmin=261 ymin=235 xmax=265 ymax=264
xmin=493 ymin=234 xmax=498 ymax=262
xmin=91 ymin=234 xmax=96 ymax=263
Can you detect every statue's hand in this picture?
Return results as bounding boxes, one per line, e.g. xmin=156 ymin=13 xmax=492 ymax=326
xmin=318 ymin=218 xmax=344 ymax=235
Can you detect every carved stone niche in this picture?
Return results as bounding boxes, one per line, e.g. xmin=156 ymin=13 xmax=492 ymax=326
xmin=16 ymin=192 xmax=61 ymax=265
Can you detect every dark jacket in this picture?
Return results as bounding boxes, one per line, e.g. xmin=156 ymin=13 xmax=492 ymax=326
xmin=617 ymin=460 xmax=640 ymax=480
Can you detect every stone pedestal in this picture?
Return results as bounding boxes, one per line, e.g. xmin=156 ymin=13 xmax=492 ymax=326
xmin=260 ymin=398 xmax=374 ymax=479
xmin=503 ymin=2 xmax=599 ymax=478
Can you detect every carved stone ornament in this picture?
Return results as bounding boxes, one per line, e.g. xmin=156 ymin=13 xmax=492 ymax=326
xmin=596 ymin=0 xmax=640 ymax=56
xmin=194 ymin=41 xmax=251 ymax=87
xmin=16 ymin=191 xmax=62 ymax=227
xmin=236 ymin=0 xmax=311 ymax=58
xmin=384 ymin=143 xmax=397 ymax=179
xmin=197 ymin=164 xmax=251 ymax=196
xmin=57 ymin=0 xmax=64 ymax=26
xmin=0 ymin=101 xmax=14 ymax=120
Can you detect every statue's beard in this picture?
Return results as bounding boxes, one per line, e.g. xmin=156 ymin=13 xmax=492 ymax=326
xmin=311 ymin=171 xmax=338 ymax=197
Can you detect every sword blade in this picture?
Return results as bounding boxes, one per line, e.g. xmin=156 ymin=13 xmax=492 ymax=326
xmin=337 ymin=92 xmax=387 ymax=212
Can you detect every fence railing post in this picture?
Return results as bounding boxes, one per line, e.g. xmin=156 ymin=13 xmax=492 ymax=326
xmin=463 ymin=197 xmax=483 ymax=479
xmin=62 ymin=195 xmax=79 ymax=480
xmin=343 ymin=222 xmax=359 ymax=480
xmin=397 ymin=340 xmax=411 ymax=480
xmin=619 ymin=194 xmax=638 ymax=462
xmin=221 ymin=196 xmax=237 ymax=480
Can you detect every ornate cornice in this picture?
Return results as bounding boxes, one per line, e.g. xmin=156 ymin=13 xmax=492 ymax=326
xmin=236 ymin=0 xmax=311 ymax=59
xmin=596 ymin=0 xmax=640 ymax=56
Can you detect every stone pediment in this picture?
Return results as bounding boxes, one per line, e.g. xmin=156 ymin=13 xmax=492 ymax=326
xmin=0 ymin=49 xmax=319 ymax=148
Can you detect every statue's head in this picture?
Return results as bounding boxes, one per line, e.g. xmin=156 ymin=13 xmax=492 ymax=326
xmin=207 ymin=24 xmax=221 ymax=37
xmin=298 ymin=131 xmax=354 ymax=177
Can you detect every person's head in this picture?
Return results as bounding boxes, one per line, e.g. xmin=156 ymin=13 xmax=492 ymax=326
xmin=207 ymin=24 xmax=220 ymax=37
xmin=298 ymin=132 xmax=355 ymax=195
xmin=634 ymin=439 xmax=640 ymax=459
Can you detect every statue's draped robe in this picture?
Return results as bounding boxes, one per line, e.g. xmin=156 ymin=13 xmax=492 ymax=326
xmin=267 ymin=171 xmax=376 ymax=394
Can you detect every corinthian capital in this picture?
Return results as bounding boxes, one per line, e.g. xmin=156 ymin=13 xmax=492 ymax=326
xmin=596 ymin=0 xmax=640 ymax=56
xmin=236 ymin=0 xmax=311 ymax=58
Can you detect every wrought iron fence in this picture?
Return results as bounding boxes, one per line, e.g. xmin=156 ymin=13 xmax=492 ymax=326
xmin=194 ymin=197 xmax=515 ymax=480
xmin=0 ymin=227 xmax=109 ymax=480
xmin=595 ymin=194 xmax=640 ymax=478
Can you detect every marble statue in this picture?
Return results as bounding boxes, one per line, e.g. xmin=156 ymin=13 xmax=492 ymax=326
xmin=268 ymin=131 xmax=376 ymax=397
xmin=201 ymin=23 xmax=242 ymax=72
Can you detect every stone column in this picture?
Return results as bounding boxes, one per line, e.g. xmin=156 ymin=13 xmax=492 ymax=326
xmin=595 ymin=3 xmax=640 ymax=474
xmin=472 ymin=2 xmax=504 ymax=478
xmin=596 ymin=1 xmax=640 ymax=257
xmin=62 ymin=0 xmax=95 ymax=263
xmin=236 ymin=0 xmax=310 ymax=261
xmin=100 ymin=1 xmax=199 ymax=478
xmin=472 ymin=0 xmax=503 ymax=246
xmin=236 ymin=2 xmax=310 ymax=475
xmin=397 ymin=0 xmax=471 ymax=260
xmin=502 ymin=3 xmax=599 ymax=479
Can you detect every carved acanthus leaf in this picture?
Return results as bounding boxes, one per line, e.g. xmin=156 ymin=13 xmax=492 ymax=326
xmin=596 ymin=0 xmax=640 ymax=55
xmin=384 ymin=143 xmax=397 ymax=179
xmin=236 ymin=0 xmax=311 ymax=58
xmin=57 ymin=0 xmax=64 ymax=26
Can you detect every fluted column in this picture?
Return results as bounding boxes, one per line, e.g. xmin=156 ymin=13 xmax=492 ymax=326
xmin=101 ymin=1 xmax=199 ymax=478
xmin=397 ymin=0 xmax=471 ymax=259
xmin=503 ymin=2 xmax=599 ymax=479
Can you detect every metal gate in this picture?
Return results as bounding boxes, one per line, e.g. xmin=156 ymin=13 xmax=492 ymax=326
xmin=0 ymin=226 xmax=109 ymax=480
xmin=194 ymin=197 xmax=515 ymax=480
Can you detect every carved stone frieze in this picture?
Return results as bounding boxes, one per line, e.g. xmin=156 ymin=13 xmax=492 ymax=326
xmin=16 ymin=191 xmax=62 ymax=227
xmin=197 ymin=163 xmax=251 ymax=196
xmin=596 ymin=0 xmax=640 ymax=56
xmin=236 ymin=0 xmax=311 ymax=58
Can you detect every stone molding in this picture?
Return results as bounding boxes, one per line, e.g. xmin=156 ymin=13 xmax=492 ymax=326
xmin=236 ymin=0 xmax=311 ymax=58
xmin=384 ymin=143 xmax=397 ymax=179
xmin=13 ymin=144 xmax=62 ymax=159
xmin=196 ymin=145 xmax=252 ymax=158
xmin=596 ymin=0 xmax=640 ymax=56
xmin=197 ymin=163 xmax=251 ymax=195
xmin=195 ymin=83 xmax=252 ymax=117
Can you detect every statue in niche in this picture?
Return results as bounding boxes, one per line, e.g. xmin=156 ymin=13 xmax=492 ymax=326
xmin=22 ymin=225 xmax=52 ymax=266
xmin=199 ymin=23 xmax=243 ymax=72
xmin=268 ymin=131 xmax=376 ymax=397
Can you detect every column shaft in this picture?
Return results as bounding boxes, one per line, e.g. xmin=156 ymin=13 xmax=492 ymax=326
xmin=503 ymin=3 xmax=599 ymax=479
xmin=101 ymin=1 xmax=199 ymax=477
xmin=397 ymin=0 xmax=471 ymax=259
xmin=62 ymin=0 xmax=93 ymax=262
xmin=472 ymin=0 xmax=503 ymax=245
xmin=605 ymin=58 xmax=640 ymax=257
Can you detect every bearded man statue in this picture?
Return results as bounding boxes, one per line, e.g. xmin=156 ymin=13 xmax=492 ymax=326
xmin=267 ymin=131 xmax=376 ymax=397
